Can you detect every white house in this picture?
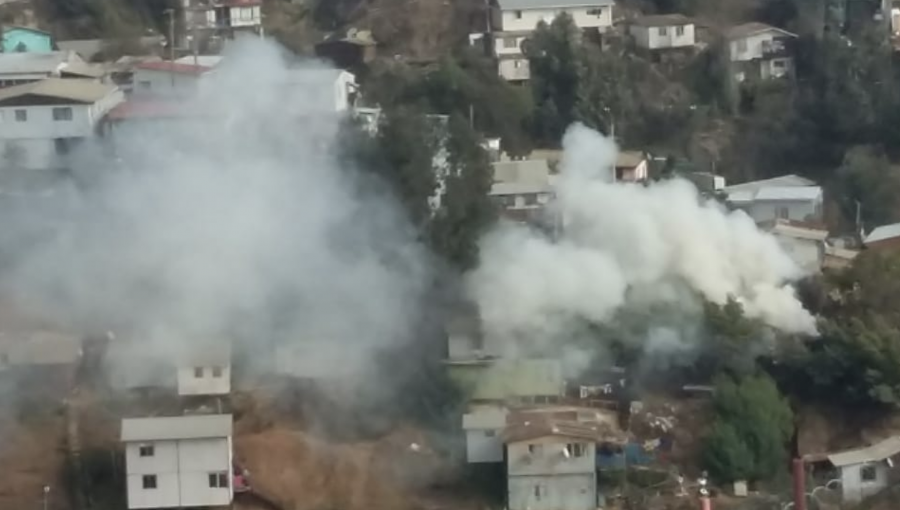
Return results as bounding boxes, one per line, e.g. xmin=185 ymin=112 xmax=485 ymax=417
xmin=490 ymin=158 xmax=555 ymax=219
xmin=0 ymin=78 xmax=124 ymax=172
xmin=724 ymin=174 xmax=823 ymax=223
xmin=284 ymin=68 xmax=358 ymax=113
xmin=121 ymin=414 xmax=234 ymax=509
xmin=613 ymin=151 xmax=649 ymax=182
xmin=726 ymin=22 xmax=797 ymax=82
xmin=630 ymin=14 xmax=696 ymax=51
xmin=827 ymin=436 xmax=900 ymax=503
xmin=177 ymin=345 xmax=231 ymax=397
xmin=487 ymin=0 xmax=615 ymax=81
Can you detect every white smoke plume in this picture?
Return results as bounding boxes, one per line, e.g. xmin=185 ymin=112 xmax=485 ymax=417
xmin=0 ymin=38 xmax=429 ymax=395
xmin=469 ymin=123 xmax=816 ymax=355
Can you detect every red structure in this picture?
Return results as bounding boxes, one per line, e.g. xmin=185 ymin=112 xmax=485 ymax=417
xmin=792 ymin=457 xmax=807 ymax=510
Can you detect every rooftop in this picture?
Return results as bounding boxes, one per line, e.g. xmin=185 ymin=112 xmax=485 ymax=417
xmin=760 ymin=219 xmax=829 ymax=241
xmin=121 ymin=414 xmax=233 ymax=442
xmin=865 ymin=222 xmax=900 ymax=244
xmin=827 ymin=436 xmax=900 ymax=467
xmin=632 ymin=14 xmax=693 ymax=27
xmin=616 ymin=150 xmax=646 ymax=168
xmin=753 ymin=186 xmax=822 ymax=202
xmin=502 ymin=419 xmax=624 ymax=444
xmin=0 ymin=50 xmax=82 ymax=76
xmin=496 ymin=0 xmax=614 ymax=10
xmin=726 ymin=22 xmax=797 ymax=40
xmin=0 ymin=78 xmax=118 ymax=105
xmin=136 ymin=60 xmax=212 ymax=75
xmin=724 ymin=174 xmax=815 ymax=193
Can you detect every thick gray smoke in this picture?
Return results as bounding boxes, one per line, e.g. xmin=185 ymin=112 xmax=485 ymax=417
xmin=0 ymin=39 xmax=429 ymax=391
xmin=469 ymin=124 xmax=816 ymax=357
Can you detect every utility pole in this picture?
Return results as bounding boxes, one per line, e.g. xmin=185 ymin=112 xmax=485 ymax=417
xmin=165 ymin=8 xmax=176 ymax=88
xmin=42 ymin=485 xmax=50 ymax=510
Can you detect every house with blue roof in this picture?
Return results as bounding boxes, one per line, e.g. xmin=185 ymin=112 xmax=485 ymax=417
xmin=3 ymin=26 xmax=53 ymax=53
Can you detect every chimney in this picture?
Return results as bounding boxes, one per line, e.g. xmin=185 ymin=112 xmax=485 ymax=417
xmin=792 ymin=458 xmax=807 ymax=510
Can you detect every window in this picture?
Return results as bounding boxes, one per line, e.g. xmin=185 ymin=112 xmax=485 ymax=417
xmin=587 ymin=7 xmax=604 ymax=16
xmin=676 ymin=25 xmax=685 ymax=36
xmin=0 ymin=353 xmax=7 ymax=365
xmin=528 ymin=444 xmax=543 ymax=455
xmin=514 ymin=60 xmax=523 ymax=68
xmin=503 ymin=37 xmax=518 ymax=49
xmin=773 ymin=59 xmax=786 ymax=69
xmin=515 ymin=10 xmax=523 ymax=19
xmin=777 ymin=206 xmax=789 ymax=219
xmin=566 ymin=443 xmax=586 ymax=457
xmin=861 ymin=465 xmax=878 ymax=482
xmin=142 ymin=475 xmax=157 ymax=489
xmin=658 ymin=27 xmax=668 ymax=36
xmin=139 ymin=81 xmax=151 ymax=90
xmin=737 ymin=39 xmax=747 ymax=52
xmin=54 ymin=138 xmax=71 ymax=156
xmin=52 ymin=107 xmax=72 ymax=121
xmin=139 ymin=445 xmax=154 ymax=457
xmin=533 ymin=484 xmax=545 ymax=500
xmin=212 ymin=366 xmax=223 ymax=378
xmin=484 ymin=430 xmax=496 ymax=437
xmin=523 ymin=193 xmax=538 ymax=205
xmin=209 ymin=472 xmax=229 ymax=488
xmin=14 ymin=109 xmax=26 ymax=122
xmin=194 ymin=367 xmax=204 ymax=378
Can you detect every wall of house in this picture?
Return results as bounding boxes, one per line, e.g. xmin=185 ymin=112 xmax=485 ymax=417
xmin=463 ymin=406 xmax=508 ymax=463
xmin=132 ymin=69 xmax=204 ymax=97
xmin=493 ymin=191 xmax=552 ymax=209
xmin=761 ymin=56 xmax=792 ymax=79
xmin=840 ymin=462 xmax=889 ymax=503
xmin=508 ymin=473 xmax=597 ymax=510
xmin=177 ymin=365 xmax=231 ymax=396
xmin=729 ymin=31 xmax=780 ymax=62
xmin=498 ymin=57 xmax=530 ymax=81
xmin=499 ymin=5 xmax=613 ymax=32
xmin=125 ymin=437 xmax=231 ymax=509
xmin=3 ymin=29 xmax=53 ymax=53
xmin=494 ymin=34 xmax=528 ymax=57
xmin=631 ymin=24 xmax=695 ymax=49
xmin=507 ymin=437 xmax=597 ymax=476
xmin=746 ymin=198 xmax=821 ymax=223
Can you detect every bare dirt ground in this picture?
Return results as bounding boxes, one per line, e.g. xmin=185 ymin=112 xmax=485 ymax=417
xmin=0 ymin=414 xmax=70 ymax=510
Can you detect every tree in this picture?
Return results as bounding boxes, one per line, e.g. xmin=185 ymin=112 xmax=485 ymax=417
xmin=702 ymin=373 xmax=794 ymax=483
xmin=696 ymin=298 xmax=767 ymax=379
xmin=429 ymin=114 xmax=496 ymax=270
xmin=835 ymin=145 xmax=900 ymax=229
xmin=528 ymin=13 xmax=583 ymax=143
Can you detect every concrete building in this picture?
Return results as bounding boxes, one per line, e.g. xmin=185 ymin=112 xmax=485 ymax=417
xmin=479 ymin=0 xmax=615 ymax=81
xmin=827 ymin=436 xmax=900 ymax=503
xmin=504 ymin=420 xmax=614 ymax=510
xmin=726 ymin=22 xmax=797 ymax=82
xmin=181 ymin=0 xmax=263 ymax=47
xmin=0 ymin=78 xmax=124 ymax=172
xmin=491 ymin=158 xmax=555 ymax=219
xmin=463 ymin=405 xmax=510 ymax=463
xmin=121 ymin=414 xmax=234 ymax=509
xmin=724 ymin=174 xmax=823 ymax=223
xmin=630 ymin=14 xmax=696 ymax=51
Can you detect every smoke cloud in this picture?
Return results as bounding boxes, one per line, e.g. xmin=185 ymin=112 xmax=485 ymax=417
xmin=0 ymin=39 xmax=429 ymax=394
xmin=469 ymin=123 xmax=816 ymax=358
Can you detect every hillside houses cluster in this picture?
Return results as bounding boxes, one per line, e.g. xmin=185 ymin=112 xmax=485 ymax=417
xmin=468 ymin=0 xmax=799 ymax=83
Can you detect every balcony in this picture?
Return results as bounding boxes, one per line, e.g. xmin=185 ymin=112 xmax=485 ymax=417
xmin=761 ymin=38 xmax=791 ymax=59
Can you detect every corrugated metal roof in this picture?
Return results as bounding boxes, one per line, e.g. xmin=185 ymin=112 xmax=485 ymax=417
xmin=726 ymin=22 xmax=796 ymax=40
xmin=724 ymin=174 xmax=815 ymax=194
xmin=493 ymin=159 xmax=552 ymax=184
xmin=121 ymin=414 xmax=233 ymax=442
xmin=865 ymin=222 xmax=900 ymax=244
xmin=632 ymin=14 xmax=692 ymax=27
xmin=0 ymin=51 xmax=82 ymax=76
xmin=0 ymin=78 xmax=118 ymax=104
xmin=827 ymin=436 xmax=900 ymax=467
xmin=754 ymin=186 xmax=821 ymax=201
xmin=502 ymin=419 xmax=623 ymax=444
xmin=497 ymin=0 xmax=614 ymax=10
xmin=616 ymin=151 xmax=646 ymax=168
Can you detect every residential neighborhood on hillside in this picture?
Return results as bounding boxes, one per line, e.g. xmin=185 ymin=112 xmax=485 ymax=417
xmin=0 ymin=1 xmax=898 ymax=510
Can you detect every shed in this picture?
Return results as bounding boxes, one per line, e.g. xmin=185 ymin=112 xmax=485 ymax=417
xmin=826 ymin=436 xmax=900 ymax=503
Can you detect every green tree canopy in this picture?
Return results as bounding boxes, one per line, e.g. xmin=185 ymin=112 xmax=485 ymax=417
xmin=702 ymin=373 xmax=793 ymax=483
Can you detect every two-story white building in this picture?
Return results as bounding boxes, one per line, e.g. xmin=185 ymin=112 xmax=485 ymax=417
xmin=630 ymin=14 xmax=696 ymax=51
xmin=0 ymin=78 xmax=123 ymax=172
xmin=504 ymin=420 xmax=621 ymax=510
xmin=726 ymin=22 xmax=797 ymax=82
xmin=484 ymin=0 xmax=615 ymax=81
xmin=121 ymin=414 xmax=234 ymax=509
